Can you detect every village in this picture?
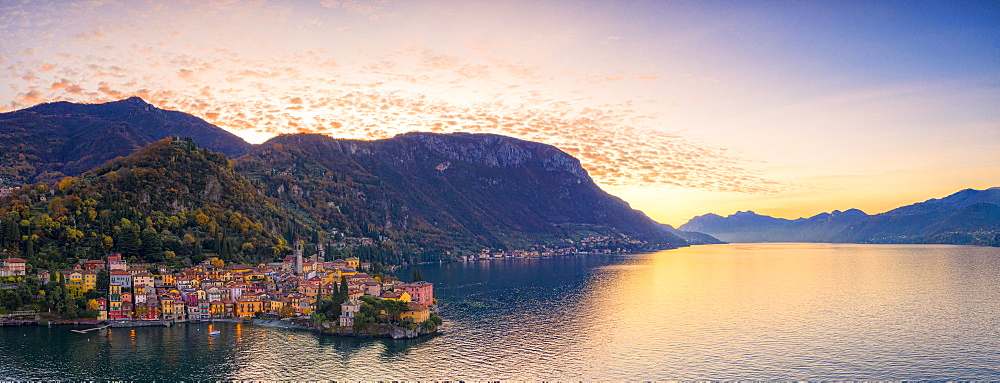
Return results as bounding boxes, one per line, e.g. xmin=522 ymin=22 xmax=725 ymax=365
xmin=0 ymin=239 xmax=435 ymax=332
xmin=465 ymin=234 xmax=655 ymax=260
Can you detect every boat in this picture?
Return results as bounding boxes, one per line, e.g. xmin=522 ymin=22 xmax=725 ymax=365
xmin=209 ymin=330 xmax=221 ymax=336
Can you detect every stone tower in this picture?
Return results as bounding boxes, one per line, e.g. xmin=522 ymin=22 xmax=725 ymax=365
xmin=294 ymin=239 xmax=303 ymax=275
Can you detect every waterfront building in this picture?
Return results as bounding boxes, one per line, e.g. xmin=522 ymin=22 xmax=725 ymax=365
xmin=222 ymin=299 xmax=235 ymax=317
xmin=236 ymin=296 xmax=264 ymax=318
xmin=210 ymin=300 xmax=225 ymax=317
xmin=339 ymin=299 xmax=360 ymax=327
xmin=160 ymin=295 xmax=176 ymax=320
xmin=187 ymin=305 xmax=204 ymax=320
xmin=401 ymin=303 xmax=430 ymax=323
xmin=400 ymin=281 xmax=434 ymax=305
xmin=97 ymin=298 xmax=108 ymax=320
xmin=108 ymin=284 xmax=127 ymax=320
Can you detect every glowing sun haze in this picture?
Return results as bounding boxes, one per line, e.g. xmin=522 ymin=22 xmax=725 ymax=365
xmin=2 ymin=0 xmax=998 ymax=226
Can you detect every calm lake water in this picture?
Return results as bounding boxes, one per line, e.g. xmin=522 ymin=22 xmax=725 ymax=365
xmin=2 ymin=243 xmax=999 ymax=380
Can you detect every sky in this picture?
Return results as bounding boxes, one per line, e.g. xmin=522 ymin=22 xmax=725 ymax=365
xmin=1 ymin=0 xmax=998 ymax=226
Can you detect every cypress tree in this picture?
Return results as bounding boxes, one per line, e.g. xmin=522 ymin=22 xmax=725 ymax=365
xmin=139 ymin=227 xmax=161 ymax=259
xmin=96 ymin=269 xmax=110 ymax=292
xmin=338 ymin=275 xmax=349 ymax=303
xmin=117 ymin=219 xmax=140 ymax=257
xmin=412 ymin=269 xmax=422 ymax=282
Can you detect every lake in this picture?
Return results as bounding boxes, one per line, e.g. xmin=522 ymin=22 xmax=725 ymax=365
xmin=2 ymin=243 xmax=999 ymax=380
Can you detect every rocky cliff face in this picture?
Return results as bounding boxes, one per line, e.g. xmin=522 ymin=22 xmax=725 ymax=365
xmin=236 ymin=132 xmax=685 ymax=252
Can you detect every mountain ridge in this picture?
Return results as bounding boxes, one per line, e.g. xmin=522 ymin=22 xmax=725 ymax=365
xmin=681 ymin=188 xmax=1000 ymax=246
xmin=1 ymin=98 xmax=690 ymax=270
xmin=236 ymin=132 xmax=686 ymax=253
xmin=0 ymin=97 xmax=251 ymax=188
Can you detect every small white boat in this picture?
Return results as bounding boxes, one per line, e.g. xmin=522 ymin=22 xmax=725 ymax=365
xmin=209 ymin=330 xmax=221 ymax=336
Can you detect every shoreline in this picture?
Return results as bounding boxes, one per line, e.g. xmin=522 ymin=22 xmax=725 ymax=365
xmin=0 ymin=317 xmax=439 ymax=340
xmin=251 ymin=318 xmax=438 ymax=339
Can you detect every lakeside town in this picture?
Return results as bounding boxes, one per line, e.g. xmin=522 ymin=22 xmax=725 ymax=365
xmin=0 ymin=240 xmax=439 ymax=337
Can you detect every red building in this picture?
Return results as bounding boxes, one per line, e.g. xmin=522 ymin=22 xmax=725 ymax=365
xmin=82 ymin=259 xmax=106 ymax=271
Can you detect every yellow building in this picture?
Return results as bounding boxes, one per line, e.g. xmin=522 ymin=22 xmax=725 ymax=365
xmin=268 ymin=299 xmax=286 ymax=313
xmin=159 ymin=273 xmax=175 ymax=286
xmin=380 ymin=291 xmax=411 ymax=303
xmin=59 ymin=270 xmax=84 ymax=286
xmin=133 ymin=273 xmax=155 ymax=289
xmin=322 ymin=270 xmax=340 ymax=284
xmin=401 ymin=303 xmax=430 ymax=323
xmin=81 ymin=271 xmax=97 ymax=291
xmin=160 ymin=296 xmax=175 ymax=319
xmin=345 ymin=257 xmax=360 ymax=270
xmin=209 ymin=301 xmax=225 ymax=317
xmin=236 ymin=297 xmax=264 ymax=318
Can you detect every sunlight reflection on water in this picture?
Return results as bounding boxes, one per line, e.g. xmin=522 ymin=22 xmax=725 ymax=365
xmin=1 ymin=244 xmax=999 ymax=380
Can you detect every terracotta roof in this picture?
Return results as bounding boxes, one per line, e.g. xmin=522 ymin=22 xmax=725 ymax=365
xmin=110 ymin=270 xmax=131 ymax=276
xmin=406 ymin=303 xmax=429 ymax=312
xmin=4 ymin=258 xmax=26 ymax=263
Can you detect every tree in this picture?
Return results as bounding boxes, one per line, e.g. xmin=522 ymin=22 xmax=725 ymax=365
xmin=96 ymin=269 xmax=110 ymax=291
xmin=116 ymin=219 xmax=140 ymax=257
xmin=412 ymin=268 xmax=422 ymax=282
xmin=338 ymin=275 xmax=349 ymax=301
xmin=140 ymin=227 xmax=162 ymax=260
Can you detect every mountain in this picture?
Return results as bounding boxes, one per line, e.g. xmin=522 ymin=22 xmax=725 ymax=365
xmin=659 ymin=224 xmax=725 ymax=245
xmin=680 ymin=187 xmax=1000 ymax=247
xmin=0 ymin=97 xmax=251 ymax=188
xmin=766 ymin=208 xmax=870 ymax=242
xmin=0 ymin=138 xmax=316 ymax=271
xmin=679 ymin=210 xmax=802 ymax=242
xmin=235 ymin=132 xmax=686 ymax=254
xmin=832 ymin=188 xmax=1000 ymax=246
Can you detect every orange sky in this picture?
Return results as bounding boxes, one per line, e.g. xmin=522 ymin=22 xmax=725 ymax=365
xmin=1 ymin=1 xmax=997 ymax=226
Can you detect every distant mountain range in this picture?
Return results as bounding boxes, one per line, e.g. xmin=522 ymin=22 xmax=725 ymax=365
xmin=680 ymin=188 xmax=1000 ymax=246
xmin=659 ymin=224 xmax=725 ymax=245
xmin=0 ymin=98 xmax=687 ymax=270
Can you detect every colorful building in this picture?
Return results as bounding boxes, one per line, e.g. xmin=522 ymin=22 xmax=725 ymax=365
xmin=2 ymin=258 xmax=27 ymax=276
xmin=401 ymin=303 xmax=430 ymax=323
xmin=399 ymin=281 xmax=434 ymax=305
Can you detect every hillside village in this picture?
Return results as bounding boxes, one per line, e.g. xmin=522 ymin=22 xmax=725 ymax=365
xmin=0 ymin=240 xmax=436 ymax=331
